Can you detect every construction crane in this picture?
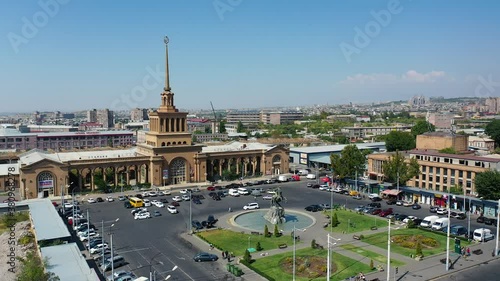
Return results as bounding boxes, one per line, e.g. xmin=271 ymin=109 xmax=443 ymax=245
xmin=210 ymin=101 xmax=218 ymax=133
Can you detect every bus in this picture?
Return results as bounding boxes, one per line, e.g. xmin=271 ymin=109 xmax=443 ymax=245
xmin=129 ymin=197 xmax=144 ymax=208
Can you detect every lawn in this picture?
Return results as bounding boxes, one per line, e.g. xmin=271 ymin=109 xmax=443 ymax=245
xmin=361 ymin=228 xmax=472 ymax=257
xmin=249 ymin=247 xmax=373 ymax=281
xmin=197 ymin=229 xmax=296 ymax=256
xmin=325 ymin=209 xmax=386 ymax=233
xmin=340 ymin=244 xmax=405 ymax=267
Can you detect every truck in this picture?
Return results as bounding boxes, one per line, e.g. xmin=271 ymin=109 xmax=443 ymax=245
xmin=420 ymin=215 xmax=439 ymax=228
xmin=278 ymin=174 xmax=292 ymax=182
xmin=298 ymin=169 xmax=309 ymax=176
xmin=431 ymin=217 xmax=449 ymax=231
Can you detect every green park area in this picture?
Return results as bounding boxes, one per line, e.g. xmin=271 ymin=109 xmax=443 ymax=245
xmin=196 ymin=228 xmax=295 ymax=256
xmin=361 ymin=228 xmax=472 ymax=257
xmin=340 ymin=244 xmax=405 ymax=267
xmin=325 ymin=209 xmax=386 ymax=233
xmin=249 ymin=247 xmax=373 ymax=281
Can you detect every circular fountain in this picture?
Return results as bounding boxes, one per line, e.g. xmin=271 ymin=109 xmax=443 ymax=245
xmin=232 ymin=209 xmax=315 ymax=232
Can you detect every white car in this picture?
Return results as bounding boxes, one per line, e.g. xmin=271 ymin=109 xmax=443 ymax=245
xmin=403 ymin=216 xmax=418 ymax=224
xmin=63 ymin=202 xmax=74 ymax=209
xmin=306 ymin=174 xmax=316 ymax=179
xmin=89 ymin=243 xmax=109 ymax=254
xmin=159 ymin=190 xmax=171 ymax=196
xmin=141 ymin=192 xmax=150 ymax=197
xmin=143 ymin=199 xmax=152 ymax=207
xmin=167 ymin=205 xmax=178 ymax=214
xmin=263 ymin=195 xmax=273 ymax=200
xmin=243 ymin=203 xmax=260 ymax=210
xmin=181 ymin=194 xmax=190 ymax=201
xmin=87 ymin=198 xmax=96 ymax=204
xmin=152 ymin=200 xmax=164 ymax=208
xmin=135 ymin=212 xmax=151 ymax=220
xmin=179 ymin=189 xmax=188 ymax=194
xmin=79 ymin=232 xmax=99 ymax=242
xmin=172 ymin=196 xmax=182 ymax=202
xmin=436 ymin=208 xmax=448 ymax=215
xmin=319 ymin=184 xmax=329 ymax=191
xmin=148 ymin=191 xmax=157 ymax=197
xmin=106 ymin=196 xmax=114 ymax=202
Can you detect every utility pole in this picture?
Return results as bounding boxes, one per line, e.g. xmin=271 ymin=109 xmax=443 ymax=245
xmin=495 ymin=199 xmax=500 ymax=256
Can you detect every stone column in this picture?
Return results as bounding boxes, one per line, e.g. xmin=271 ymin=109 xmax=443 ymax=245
xmin=78 ymin=169 xmax=83 ymax=191
xmin=90 ymin=170 xmax=95 ymax=191
xmin=126 ymin=168 xmax=130 ymax=185
xmin=114 ymin=168 xmax=118 ymax=186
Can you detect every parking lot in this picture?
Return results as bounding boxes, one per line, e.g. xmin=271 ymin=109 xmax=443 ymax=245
xmin=74 ymin=179 xmax=493 ymax=280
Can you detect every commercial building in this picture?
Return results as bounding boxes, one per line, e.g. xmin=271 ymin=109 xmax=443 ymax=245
xmin=0 ymin=128 xmax=134 ymax=151
xmin=341 ymin=125 xmax=412 ymax=139
xmin=427 ymin=112 xmax=456 ymax=129
xmin=226 ymin=110 xmax=304 ymax=125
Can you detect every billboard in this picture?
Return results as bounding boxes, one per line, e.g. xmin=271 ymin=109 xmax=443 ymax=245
xmin=300 ymin=158 xmax=307 ymax=165
xmin=162 ymin=169 xmax=169 ymax=179
xmin=300 ymin=153 xmax=307 ymax=159
xmin=38 ymin=180 xmax=53 ymax=189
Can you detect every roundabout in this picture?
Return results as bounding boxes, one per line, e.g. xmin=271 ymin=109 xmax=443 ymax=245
xmin=231 ymin=209 xmax=316 ymax=232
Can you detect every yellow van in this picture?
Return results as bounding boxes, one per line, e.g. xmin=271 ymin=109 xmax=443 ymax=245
xmin=349 ymin=190 xmax=359 ymax=196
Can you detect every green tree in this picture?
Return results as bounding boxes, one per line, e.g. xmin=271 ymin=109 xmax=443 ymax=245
xmin=311 ymin=239 xmax=317 ymax=249
xmin=370 ymin=259 xmax=374 ymax=269
xmin=264 ymin=225 xmax=270 ymax=237
xmin=415 ymin=242 xmax=423 ymax=257
xmin=382 ymin=151 xmax=420 ymax=186
xmin=331 ymin=212 xmax=339 ymax=227
xmin=385 ymin=131 xmax=416 ymax=152
xmin=438 ymin=147 xmax=458 ymax=154
xmin=274 ymin=224 xmax=280 ymax=237
xmin=219 ymin=120 xmax=226 ymax=133
xmin=475 ymin=170 xmax=500 ymax=200
xmin=256 ymin=241 xmax=263 ymax=251
xmin=449 ymin=184 xmax=463 ymax=195
xmin=330 ymin=145 xmax=367 ymax=179
xmin=411 ymin=120 xmax=435 ymax=137
xmin=485 ymin=120 xmax=500 ymax=147
xmin=17 ymin=252 xmax=60 ymax=281
xmin=243 ymin=249 xmax=252 ymax=263
xmin=237 ymin=121 xmax=244 ymax=133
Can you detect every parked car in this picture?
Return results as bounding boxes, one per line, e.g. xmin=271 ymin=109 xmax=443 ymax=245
xmin=305 ymin=205 xmax=323 ymax=212
xmin=181 ymin=194 xmax=191 ymax=201
xmin=96 ymin=197 xmax=104 ymax=202
xmin=371 ymin=208 xmax=382 ymax=215
xmin=263 ymin=195 xmax=273 ymax=200
xmin=193 ymin=252 xmax=218 ymax=262
xmin=118 ymin=195 xmax=126 ymax=201
xmin=354 ymin=205 xmax=366 ymax=212
xmin=167 ymin=205 xmax=178 ymax=214
xmin=412 ymin=204 xmax=422 ymax=210
xmin=106 ymin=196 xmax=114 ymax=202
xmin=172 ymin=196 xmax=182 ymax=202
xmin=368 ymin=202 xmax=381 ymax=208
xmin=447 ymin=225 xmax=468 ymax=237
xmin=87 ymin=198 xmax=97 ymax=204
xmin=477 ymin=216 xmax=485 ymax=223
xmin=191 ymin=220 xmax=203 ymax=230
xmin=386 ymin=199 xmax=397 ymax=205
xmin=429 ymin=206 xmax=438 ymax=213
xmin=319 ymin=204 xmax=331 ymax=209
xmin=484 ymin=217 xmax=497 ymax=225
xmin=379 ymin=208 xmax=394 ymax=217
xmin=436 ymin=208 xmax=448 ymax=215
xmin=134 ymin=212 xmax=151 ymax=220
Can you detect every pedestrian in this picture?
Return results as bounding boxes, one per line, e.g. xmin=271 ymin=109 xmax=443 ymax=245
xmin=209 ymin=243 xmax=214 ymax=250
xmin=467 ymin=247 xmax=470 ymax=256
xmin=222 ymin=251 xmax=225 ymax=259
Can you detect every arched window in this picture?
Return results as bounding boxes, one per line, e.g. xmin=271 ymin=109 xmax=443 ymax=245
xmin=37 ymin=171 xmax=54 ymax=195
xmin=170 ymin=158 xmax=186 ymax=184
xmin=161 ymin=142 xmax=165 ymax=147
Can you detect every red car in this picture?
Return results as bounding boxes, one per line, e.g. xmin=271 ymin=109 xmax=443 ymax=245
xmin=170 ymin=201 xmax=180 ymax=207
xmin=207 ymin=186 xmax=216 ymax=191
xmin=52 ymin=202 xmax=59 ymax=207
xmin=371 ymin=208 xmax=382 ymax=215
xmin=379 ymin=208 xmax=394 ymax=217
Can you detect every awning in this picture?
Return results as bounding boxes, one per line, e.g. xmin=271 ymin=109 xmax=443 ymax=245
xmin=382 ymin=189 xmax=401 ymax=196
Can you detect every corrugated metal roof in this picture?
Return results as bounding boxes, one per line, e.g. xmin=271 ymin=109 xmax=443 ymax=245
xmin=28 ymin=199 xmax=70 ymax=241
xmin=19 ymin=147 xmax=138 ymax=166
xmin=290 ymin=142 xmax=386 ymax=154
xmin=41 ymin=243 xmax=99 ymax=281
xmin=202 ymin=141 xmax=274 ymax=153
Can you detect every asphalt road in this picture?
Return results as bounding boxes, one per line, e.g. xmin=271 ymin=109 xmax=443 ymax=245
xmin=80 ymin=179 xmax=496 ymax=280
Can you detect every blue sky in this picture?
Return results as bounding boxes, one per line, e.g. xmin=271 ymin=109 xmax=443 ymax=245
xmin=1 ymin=0 xmax=500 ymax=113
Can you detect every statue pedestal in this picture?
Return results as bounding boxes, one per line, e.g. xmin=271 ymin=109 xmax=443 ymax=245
xmin=264 ymin=206 xmax=285 ymax=225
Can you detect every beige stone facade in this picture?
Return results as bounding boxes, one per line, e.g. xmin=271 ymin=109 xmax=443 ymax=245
xmin=416 ymin=132 xmax=468 ymax=152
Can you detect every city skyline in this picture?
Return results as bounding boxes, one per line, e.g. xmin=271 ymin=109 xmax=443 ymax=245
xmin=1 ymin=0 xmax=500 ymax=113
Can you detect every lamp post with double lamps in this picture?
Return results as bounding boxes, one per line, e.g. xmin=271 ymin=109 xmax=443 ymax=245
xmin=101 ymin=218 xmax=119 ymax=269
xmin=149 ymin=252 xmax=164 ymax=281
xmin=495 ymin=199 xmax=500 ymax=256
xmin=326 ymin=234 xmax=341 ymax=281
xmin=387 ymin=219 xmax=401 ymax=281
xmin=292 ymin=225 xmax=307 ymax=281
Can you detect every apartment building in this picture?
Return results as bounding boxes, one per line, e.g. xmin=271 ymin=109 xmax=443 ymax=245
xmin=226 ymin=110 xmax=304 ymax=125
xmin=131 ymin=108 xmax=149 ymax=121
xmin=341 ymin=125 xmax=412 ymax=139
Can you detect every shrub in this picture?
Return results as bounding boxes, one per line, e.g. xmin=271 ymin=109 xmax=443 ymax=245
xmin=264 ymin=225 xmax=270 ymax=237
xmin=297 ymin=264 xmax=306 ymax=272
xmin=370 ymin=259 xmax=374 ymax=269
xmin=407 ymin=220 xmax=416 ymax=229
xmin=274 ymin=225 xmax=280 ymax=237
xmin=320 ymin=265 xmax=327 ymax=273
xmin=331 ymin=212 xmax=339 ymax=227
xmin=18 ymin=235 xmax=33 ymax=245
xmin=256 ymin=242 xmax=263 ymax=251
xmin=359 ymin=234 xmax=365 ymax=240
xmin=311 ymin=239 xmax=317 ymax=249
xmin=415 ymin=242 xmax=423 ymax=257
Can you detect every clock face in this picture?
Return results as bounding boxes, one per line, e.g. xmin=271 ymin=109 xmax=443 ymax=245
xmin=164 ymin=36 xmax=169 ymax=44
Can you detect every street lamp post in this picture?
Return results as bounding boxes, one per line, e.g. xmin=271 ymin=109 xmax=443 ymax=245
xmin=292 ymin=226 xmax=307 ymax=281
xmin=149 ymin=252 xmax=163 ymax=281
xmin=326 ymin=234 xmax=340 ymax=281
xmin=467 ymin=197 xmax=471 ymax=241
xmin=387 ymin=219 xmax=391 ymax=281
xmin=446 ymin=194 xmax=452 ymax=271
xmin=164 ymin=265 xmax=178 ymax=280
xmin=101 ymin=218 xmax=119 ymax=269
xmin=189 ymin=190 xmax=192 ymax=234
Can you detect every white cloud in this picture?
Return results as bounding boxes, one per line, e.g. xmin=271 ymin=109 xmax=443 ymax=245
xmin=339 ymin=70 xmax=451 ymax=85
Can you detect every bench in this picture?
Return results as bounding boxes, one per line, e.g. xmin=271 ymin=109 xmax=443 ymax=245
xmin=371 ymin=226 xmax=378 ymax=230
xmin=278 ymin=244 xmax=288 ymax=249
xmin=251 ymin=231 xmax=261 ymax=235
xmin=353 ymin=235 xmax=361 ymax=240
